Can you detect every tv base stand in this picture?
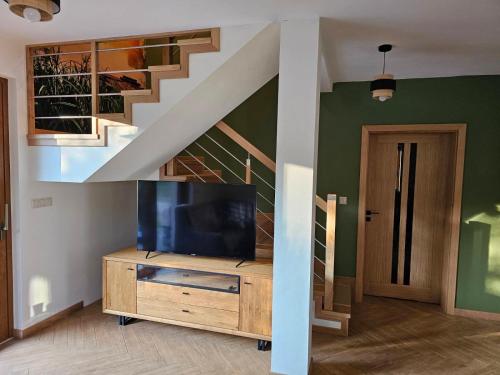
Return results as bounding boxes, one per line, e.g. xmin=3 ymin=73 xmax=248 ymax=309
xmin=103 ymin=247 xmax=273 ymax=350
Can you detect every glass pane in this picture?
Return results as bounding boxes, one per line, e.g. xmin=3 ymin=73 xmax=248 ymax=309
xmin=34 ymin=75 xmax=91 ymax=96
xmin=35 ymin=96 xmax=91 ymax=117
xmin=99 ymin=95 xmax=124 ymax=114
xmin=32 ymin=43 xmax=91 ymax=56
xmin=35 ymin=118 xmax=92 ymax=134
xmin=33 ymin=51 xmax=91 ymax=77
xmin=99 ymin=72 xmax=149 ymax=93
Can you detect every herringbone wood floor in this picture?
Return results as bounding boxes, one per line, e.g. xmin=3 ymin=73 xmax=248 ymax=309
xmin=0 ymin=297 xmax=499 ymax=374
xmin=312 ymin=296 xmax=500 ymax=375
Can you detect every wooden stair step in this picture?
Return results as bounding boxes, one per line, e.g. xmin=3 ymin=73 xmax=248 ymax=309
xmin=312 ymin=283 xmax=352 ymax=337
xmin=121 ymin=89 xmax=152 ymax=96
xmin=148 ymin=64 xmax=181 ymax=72
xmin=177 ymin=37 xmax=212 ymax=46
xmin=313 ymin=282 xmax=352 ymax=315
xmin=185 ymin=170 xmax=222 ymax=183
xmin=174 ymin=156 xmax=207 ymax=174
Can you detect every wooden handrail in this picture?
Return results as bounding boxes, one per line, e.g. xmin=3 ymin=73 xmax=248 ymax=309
xmin=215 ymin=121 xmax=276 ymax=172
xmin=215 ymin=120 xmax=328 ymax=213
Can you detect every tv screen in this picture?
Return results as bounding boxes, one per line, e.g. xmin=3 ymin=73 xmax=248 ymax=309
xmin=137 ymin=180 xmax=256 ymax=260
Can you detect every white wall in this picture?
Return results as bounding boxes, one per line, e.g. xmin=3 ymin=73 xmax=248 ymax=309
xmin=0 ymin=36 xmax=137 ymax=330
xmin=272 ymin=18 xmax=322 ymax=375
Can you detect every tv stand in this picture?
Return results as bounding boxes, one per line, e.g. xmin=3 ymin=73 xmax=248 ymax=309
xmin=103 ymin=247 xmax=273 ymax=349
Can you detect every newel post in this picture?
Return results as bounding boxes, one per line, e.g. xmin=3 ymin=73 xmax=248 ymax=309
xmin=324 ymin=194 xmax=337 ymax=311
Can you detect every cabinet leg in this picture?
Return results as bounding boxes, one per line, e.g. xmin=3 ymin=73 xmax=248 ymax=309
xmin=118 ymin=316 xmax=135 ymax=326
xmin=257 ymin=340 xmax=271 ymax=351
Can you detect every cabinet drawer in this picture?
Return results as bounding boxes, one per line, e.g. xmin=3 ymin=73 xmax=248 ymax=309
xmin=137 ymin=298 xmax=239 ymax=330
xmin=137 ymin=281 xmax=239 ymax=312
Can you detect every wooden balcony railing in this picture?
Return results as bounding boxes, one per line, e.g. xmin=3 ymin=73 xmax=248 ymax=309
xmin=27 ymin=28 xmax=220 ymax=146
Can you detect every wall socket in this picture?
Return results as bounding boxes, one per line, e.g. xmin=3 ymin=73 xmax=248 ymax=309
xmin=32 ymin=197 xmax=53 ymax=209
xmin=339 ymin=196 xmax=348 ymax=205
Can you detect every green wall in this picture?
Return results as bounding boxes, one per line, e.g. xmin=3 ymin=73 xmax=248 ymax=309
xmin=184 ymin=75 xmax=500 ymax=313
xmin=318 ymin=76 xmax=500 ymax=313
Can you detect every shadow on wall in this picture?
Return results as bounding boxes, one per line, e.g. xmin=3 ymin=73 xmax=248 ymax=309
xmin=460 ymin=203 xmax=500 ymax=311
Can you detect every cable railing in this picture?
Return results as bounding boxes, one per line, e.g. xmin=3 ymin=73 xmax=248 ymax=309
xmin=172 ymin=121 xmax=337 ymax=290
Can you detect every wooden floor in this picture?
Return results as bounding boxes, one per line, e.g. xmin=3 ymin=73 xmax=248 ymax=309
xmin=0 ymin=297 xmax=499 ymax=374
xmin=312 ymin=296 xmax=500 ymax=375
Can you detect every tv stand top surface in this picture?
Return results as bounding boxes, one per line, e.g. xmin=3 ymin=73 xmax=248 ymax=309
xmin=104 ymin=247 xmax=273 ymax=278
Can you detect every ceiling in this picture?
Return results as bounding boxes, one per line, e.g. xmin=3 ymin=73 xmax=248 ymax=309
xmin=1 ymin=0 xmax=500 ymax=82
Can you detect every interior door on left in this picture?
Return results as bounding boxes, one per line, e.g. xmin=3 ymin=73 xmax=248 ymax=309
xmin=0 ymin=77 xmax=12 ymax=343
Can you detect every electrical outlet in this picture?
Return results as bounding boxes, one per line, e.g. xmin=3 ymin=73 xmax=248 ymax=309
xmin=339 ymin=196 xmax=348 ymax=205
xmin=32 ymin=197 xmax=53 ymax=209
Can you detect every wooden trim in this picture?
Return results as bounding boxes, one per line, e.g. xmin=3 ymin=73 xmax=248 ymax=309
xmin=324 ymin=194 xmax=337 ymax=310
xmin=90 ymin=41 xmax=98 ymax=134
xmin=26 ymin=46 xmax=35 ymax=137
xmin=13 ymin=301 xmax=84 ymax=339
xmin=355 ymin=126 xmax=369 ymax=303
xmin=215 ymin=121 xmax=276 ymax=172
xmin=26 ymin=28 xmax=217 ymax=48
xmin=0 ymin=78 xmax=13 ymax=341
xmin=442 ymin=125 xmax=466 ymax=314
xmin=454 ymin=308 xmax=500 ymax=322
xmin=355 ymin=124 xmax=467 ymax=312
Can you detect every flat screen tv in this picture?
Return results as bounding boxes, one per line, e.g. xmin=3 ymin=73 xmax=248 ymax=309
xmin=137 ymin=180 xmax=256 ymax=260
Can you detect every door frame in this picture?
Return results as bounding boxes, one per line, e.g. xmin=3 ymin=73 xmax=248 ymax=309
xmin=0 ymin=77 xmax=13 ymax=342
xmin=355 ymin=124 xmax=466 ymax=314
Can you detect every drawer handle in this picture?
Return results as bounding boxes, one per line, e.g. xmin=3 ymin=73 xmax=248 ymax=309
xmin=244 ymin=282 xmax=252 ymax=285
xmin=182 ymin=309 xmax=190 ymax=313
xmin=182 ymin=292 xmax=190 ymax=295
xmin=127 ymin=268 xmax=134 ymax=271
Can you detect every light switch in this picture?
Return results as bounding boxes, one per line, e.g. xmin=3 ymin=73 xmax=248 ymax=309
xmin=32 ymin=197 xmax=53 ymax=209
xmin=339 ymin=196 xmax=348 ymax=205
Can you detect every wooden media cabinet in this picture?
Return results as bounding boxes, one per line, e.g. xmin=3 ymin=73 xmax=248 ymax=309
xmin=103 ymin=247 xmax=273 ymax=350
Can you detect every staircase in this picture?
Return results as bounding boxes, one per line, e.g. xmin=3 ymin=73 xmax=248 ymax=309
xmin=31 ymin=23 xmax=280 ymax=182
xmin=159 ymin=121 xmax=351 ymax=336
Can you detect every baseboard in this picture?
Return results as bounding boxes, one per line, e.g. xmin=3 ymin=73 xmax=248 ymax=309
xmin=13 ymin=301 xmax=84 ymax=339
xmin=454 ymin=308 xmax=500 ymax=322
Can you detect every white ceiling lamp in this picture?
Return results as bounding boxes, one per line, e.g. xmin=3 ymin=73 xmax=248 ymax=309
xmin=3 ymin=0 xmax=60 ymax=22
xmin=370 ymin=44 xmax=396 ymax=102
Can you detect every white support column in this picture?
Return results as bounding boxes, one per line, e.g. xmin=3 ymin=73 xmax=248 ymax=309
xmin=271 ymin=18 xmax=322 ymax=375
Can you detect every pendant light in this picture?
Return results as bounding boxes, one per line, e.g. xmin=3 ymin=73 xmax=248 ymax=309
xmin=3 ymin=0 xmax=61 ymax=22
xmin=370 ymin=44 xmax=396 ymax=102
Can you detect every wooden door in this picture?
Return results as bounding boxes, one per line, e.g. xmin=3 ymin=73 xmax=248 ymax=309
xmin=239 ymin=276 xmax=272 ymax=336
xmin=0 ymin=78 xmax=12 ymax=343
xmin=364 ymin=133 xmax=453 ymax=303
xmin=105 ymin=261 xmax=137 ymax=313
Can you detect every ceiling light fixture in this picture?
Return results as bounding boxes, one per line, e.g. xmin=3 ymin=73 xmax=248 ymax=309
xmin=3 ymin=0 xmax=60 ymax=22
xmin=370 ymin=44 xmax=396 ymax=102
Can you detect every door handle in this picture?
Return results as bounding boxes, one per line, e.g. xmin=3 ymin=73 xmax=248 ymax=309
xmin=0 ymin=203 xmax=8 ymax=241
xmin=366 ymin=210 xmax=380 ymax=216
